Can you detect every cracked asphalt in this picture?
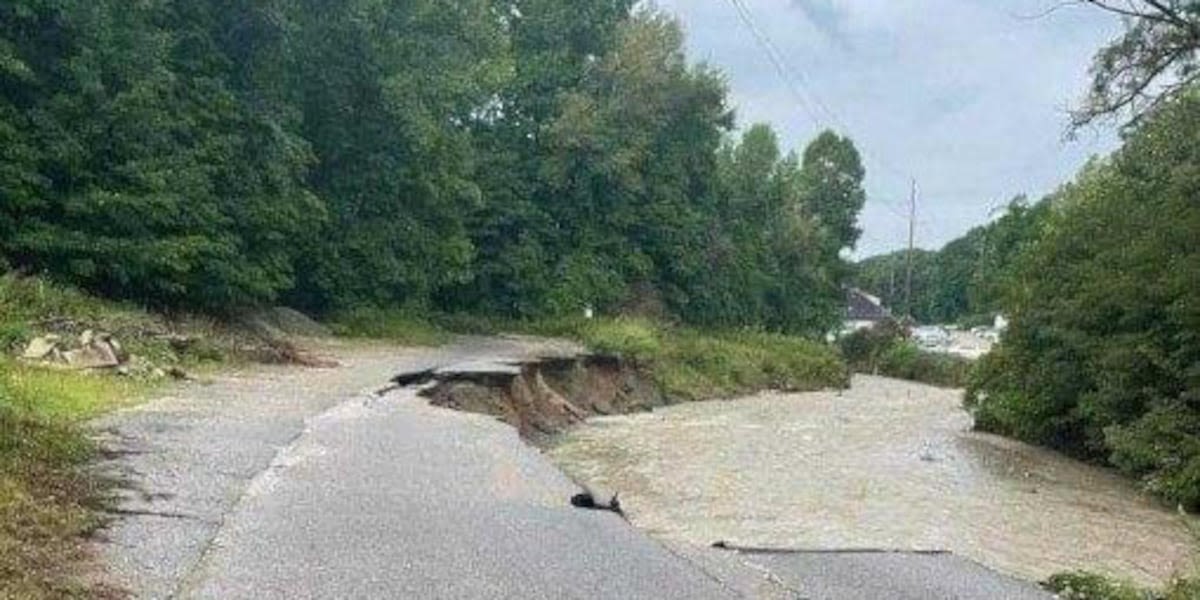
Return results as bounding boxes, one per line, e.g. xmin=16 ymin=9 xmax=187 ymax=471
xmin=94 ymin=338 xmax=739 ymax=599
xmin=94 ymin=337 xmax=1053 ymax=599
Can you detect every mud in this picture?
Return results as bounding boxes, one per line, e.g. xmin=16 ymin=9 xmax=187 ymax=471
xmin=415 ymin=354 xmax=669 ymax=443
xmin=547 ymin=375 xmax=1199 ymax=588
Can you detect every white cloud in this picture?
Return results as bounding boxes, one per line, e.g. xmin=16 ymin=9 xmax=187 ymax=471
xmin=653 ymin=0 xmax=1124 ymax=256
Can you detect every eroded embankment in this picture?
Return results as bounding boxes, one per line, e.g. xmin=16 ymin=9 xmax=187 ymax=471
xmin=401 ymin=354 xmax=668 ymax=444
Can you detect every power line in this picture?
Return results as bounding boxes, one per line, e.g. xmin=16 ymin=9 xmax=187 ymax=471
xmin=720 ymin=0 xmax=920 ymax=223
xmin=723 ymin=0 xmax=825 ymax=129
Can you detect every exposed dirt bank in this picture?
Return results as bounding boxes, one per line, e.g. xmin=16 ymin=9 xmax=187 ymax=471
xmin=414 ymin=354 xmax=669 ymax=444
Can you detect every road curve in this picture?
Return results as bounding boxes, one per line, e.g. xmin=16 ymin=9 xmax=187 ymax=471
xmin=94 ymin=336 xmax=1054 ymax=599
xmin=94 ymin=338 xmax=737 ymax=599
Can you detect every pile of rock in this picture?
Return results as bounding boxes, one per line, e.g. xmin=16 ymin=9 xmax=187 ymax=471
xmin=22 ymin=330 xmax=129 ymax=370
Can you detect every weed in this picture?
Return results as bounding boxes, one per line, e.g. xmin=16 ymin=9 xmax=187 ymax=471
xmin=0 ymin=360 xmax=144 ymax=598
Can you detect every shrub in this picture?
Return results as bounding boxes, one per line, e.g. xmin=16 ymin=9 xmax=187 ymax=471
xmin=964 ymin=95 xmax=1200 ymax=507
xmin=879 ymin=342 xmax=973 ymax=388
xmin=1043 ymin=572 xmax=1148 ymax=600
xmin=838 ymin=321 xmax=972 ymax=388
xmin=837 ymin=319 xmax=905 ymax=371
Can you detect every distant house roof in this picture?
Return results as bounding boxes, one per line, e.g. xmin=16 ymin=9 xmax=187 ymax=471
xmin=846 ymin=288 xmax=890 ymax=321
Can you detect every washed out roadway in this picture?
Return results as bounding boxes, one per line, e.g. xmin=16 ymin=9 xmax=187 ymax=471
xmin=95 ymin=337 xmax=1052 ymax=599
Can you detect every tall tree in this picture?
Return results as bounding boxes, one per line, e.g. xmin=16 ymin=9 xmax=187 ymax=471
xmin=968 ymin=92 xmax=1200 ymax=508
xmin=0 ymin=0 xmax=319 ymax=310
xmin=1075 ymin=0 xmax=1200 ymax=127
xmin=799 ymin=130 xmax=866 ymax=253
xmin=284 ymin=0 xmax=509 ymax=312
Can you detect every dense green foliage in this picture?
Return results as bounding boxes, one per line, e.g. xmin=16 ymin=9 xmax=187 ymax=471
xmin=0 ymin=1 xmax=863 ymax=335
xmin=853 ymin=199 xmax=1049 ymax=324
xmin=967 ymin=93 xmax=1200 ymax=509
xmin=0 ymin=1 xmax=323 ymax=309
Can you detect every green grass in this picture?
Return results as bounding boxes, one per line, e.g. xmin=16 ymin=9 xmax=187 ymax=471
xmin=0 ymin=359 xmax=149 ymax=599
xmin=328 ymin=307 xmax=452 ymax=346
xmin=520 ymin=317 xmax=849 ymax=401
xmin=0 ymin=273 xmax=291 ymax=370
xmin=0 ymin=273 xmax=173 ymax=365
xmin=0 ymin=273 xmax=238 ymax=597
xmin=328 ymin=311 xmax=848 ymax=401
xmin=1044 ymin=571 xmax=1200 ymax=600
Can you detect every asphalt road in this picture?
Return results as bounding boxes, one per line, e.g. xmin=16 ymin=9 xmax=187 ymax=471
xmin=95 ymin=337 xmax=1053 ymax=599
xmin=95 ymin=338 xmax=737 ymax=599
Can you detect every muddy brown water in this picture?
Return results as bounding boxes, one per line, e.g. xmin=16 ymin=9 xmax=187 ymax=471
xmin=547 ymin=375 xmax=1197 ymax=587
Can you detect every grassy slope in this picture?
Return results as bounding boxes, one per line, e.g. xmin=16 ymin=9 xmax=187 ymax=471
xmin=0 ymin=274 xmax=249 ymax=598
xmin=541 ymin=317 xmax=850 ymax=400
xmin=0 ymin=361 xmax=147 ymax=598
xmin=333 ymin=309 xmax=850 ymax=399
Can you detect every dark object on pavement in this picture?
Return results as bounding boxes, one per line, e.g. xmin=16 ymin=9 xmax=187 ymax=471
xmin=393 ymin=368 xmax=436 ymax=387
xmin=570 ymin=490 xmax=624 ymax=517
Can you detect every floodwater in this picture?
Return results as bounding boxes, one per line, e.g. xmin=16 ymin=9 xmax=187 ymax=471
xmin=547 ymin=375 xmax=1197 ymax=587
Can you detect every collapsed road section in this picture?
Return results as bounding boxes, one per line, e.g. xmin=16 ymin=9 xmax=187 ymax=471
xmin=400 ymin=352 xmax=670 ymax=443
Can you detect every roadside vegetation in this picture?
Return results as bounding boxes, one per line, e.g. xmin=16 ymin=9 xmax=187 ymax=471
xmin=0 ymin=273 xmax=311 ymax=597
xmin=334 ymin=310 xmax=849 ymax=400
xmin=1045 ymin=571 xmax=1200 ymax=600
xmin=529 ymin=318 xmax=849 ymax=400
xmin=0 ymin=354 xmax=147 ymax=598
xmin=0 ymin=1 xmax=862 ymax=338
xmin=837 ymin=321 xmax=972 ymax=388
xmin=328 ymin=307 xmax=452 ymax=347
xmin=965 ymin=93 xmax=1200 ymax=511
xmin=2 ymin=3 xmax=869 ymax=592
xmin=3 ymin=0 xmax=1200 ymax=595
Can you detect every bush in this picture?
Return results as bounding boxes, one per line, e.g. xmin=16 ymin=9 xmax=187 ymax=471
xmin=965 ymin=96 xmax=1200 ymax=506
xmin=878 ymin=342 xmax=973 ymax=388
xmin=837 ymin=319 xmax=905 ymax=370
xmin=1044 ymin=572 xmax=1148 ymax=600
xmin=838 ymin=321 xmax=972 ymax=388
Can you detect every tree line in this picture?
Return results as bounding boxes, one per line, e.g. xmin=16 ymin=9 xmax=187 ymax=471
xmin=852 ymin=199 xmax=1049 ymax=324
xmin=853 ymin=1 xmax=1200 ymax=508
xmin=967 ymin=93 xmax=1200 ymax=509
xmin=0 ymin=0 xmax=866 ymax=337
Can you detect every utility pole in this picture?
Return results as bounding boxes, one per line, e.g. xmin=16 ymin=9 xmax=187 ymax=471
xmin=905 ymin=178 xmax=917 ymax=319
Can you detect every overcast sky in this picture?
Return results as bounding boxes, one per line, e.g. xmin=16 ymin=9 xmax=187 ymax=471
xmin=650 ymin=0 xmax=1124 ymax=257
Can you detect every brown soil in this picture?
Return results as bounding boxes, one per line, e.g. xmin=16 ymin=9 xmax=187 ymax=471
xmin=419 ymin=355 xmax=669 ymax=444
